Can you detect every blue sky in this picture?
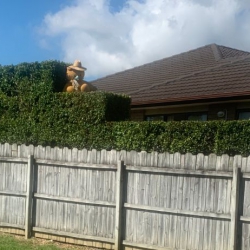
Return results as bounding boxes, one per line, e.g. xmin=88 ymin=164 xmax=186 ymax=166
xmin=0 ymin=0 xmax=126 ymax=66
xmin=0 ymin=1 xmax=67 ymax=65
xmin=0 ymin=0 xmax=250 ymax=80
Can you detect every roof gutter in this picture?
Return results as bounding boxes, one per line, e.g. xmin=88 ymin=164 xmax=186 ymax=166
xmin=131 ymin=91 xmax=250 ymax=108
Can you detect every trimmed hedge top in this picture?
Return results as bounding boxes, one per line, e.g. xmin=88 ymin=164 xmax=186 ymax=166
xmin=0 ymin=60 xmax=68 ymax=95
xmin=0 ymin=118 xmax=249 ymax=155
xmin=110 ymin=121 xmax=250 ymax=156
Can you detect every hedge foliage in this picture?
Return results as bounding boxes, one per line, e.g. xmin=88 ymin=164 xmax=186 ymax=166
xmin=0 ymin=91 xmax=131 ymax=148
xmin=1 ymin=61 xmax=250 ymax=156
xmin=111 ymin=121 xmax=250 ymax=155
xmin=0 ymin=60 xmax=68 ymax=95
xmin=0 ymin=60 xmax=131 ymax=148
xmin=0 ymin=116 xmax=249 ymax=155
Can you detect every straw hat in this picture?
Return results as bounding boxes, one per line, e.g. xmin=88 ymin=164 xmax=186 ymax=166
xmin=68 ymin=60 xmax=87 ymax=71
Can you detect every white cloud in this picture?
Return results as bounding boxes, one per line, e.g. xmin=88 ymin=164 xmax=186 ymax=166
xmin=39 ymin=0 xmax=250 ymax=80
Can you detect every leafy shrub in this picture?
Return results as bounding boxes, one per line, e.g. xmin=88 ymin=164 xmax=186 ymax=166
xmin=111 ymin=121 xmax=250 ymax=155
xmin=214 ymin=121 xmax=250 ymax=155
xmin=0 ymin=61 xmax=250 ymax=156
xmin=0 ymin=60 xmax=131 ymax=149
xmin=0 ymin=60 xmax=67 ymax=96
xmin=0 ymin=107 xmax=250 ymax=155
xmin=0 ymin=91 xmax=130 ymax=148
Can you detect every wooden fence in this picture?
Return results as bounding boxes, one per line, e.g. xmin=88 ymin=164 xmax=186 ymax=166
xmin=0 ymin=143 xmax=250 ymax=249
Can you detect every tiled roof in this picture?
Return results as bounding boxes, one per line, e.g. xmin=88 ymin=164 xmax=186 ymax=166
xmin=91 ymin=44 xmax=250 ymax=105
xmin=218 ymin=45 xmax=250 ymax=59
xmin=131 ymin=56 xmax=250 ymax=105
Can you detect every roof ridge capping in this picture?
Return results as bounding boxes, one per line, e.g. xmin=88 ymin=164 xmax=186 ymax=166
xmin=129 ymin=54 xmax=250 ymax=96
xmin=210 ymin=44 xmax=223 ymax=61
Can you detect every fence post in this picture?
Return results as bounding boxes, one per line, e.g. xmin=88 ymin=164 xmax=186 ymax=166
xmin=114 ymin=160 xmax=125 ymax=250
xmin=230 ymin=164 xmax=240 ymax=250
xmin=25 ymin=155 xmax=34 ymax=239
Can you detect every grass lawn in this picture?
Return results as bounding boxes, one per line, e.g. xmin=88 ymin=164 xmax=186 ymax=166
xmin=0 ymin=232 xmax=96 ymax=250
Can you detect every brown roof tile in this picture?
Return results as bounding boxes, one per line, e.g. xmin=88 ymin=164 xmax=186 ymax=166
xmin=91 ymin=44 xmax=250 ymax=105
xmin=218 ymin=45 xmax=250 ymax=59
xmin=132 ymin=56 xmax=250 ymax=105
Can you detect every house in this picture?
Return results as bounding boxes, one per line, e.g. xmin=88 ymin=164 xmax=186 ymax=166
xmin=91 ymin=44 xmax=250 ymax=121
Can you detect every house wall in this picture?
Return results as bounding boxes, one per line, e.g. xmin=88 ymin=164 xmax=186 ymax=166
xmin=131 ymin=104 xmax=209 ymax=121
xmin=131 ymin=100 xmax=250 ymax=121
xmin=207 ymin=103 xmax=236 ymax=120
xmin=130 ymin=110 xmax=145 ymax=121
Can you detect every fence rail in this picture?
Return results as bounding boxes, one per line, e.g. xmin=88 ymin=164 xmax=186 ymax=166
xmin=0 ymin=143 xmax=250 ymax=249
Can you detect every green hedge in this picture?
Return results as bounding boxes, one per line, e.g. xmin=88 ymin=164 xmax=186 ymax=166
xmin=110 ymin=121 xmax=250 ymax=155
xmin=111 ymin=121 xmax=217 ymax=154
xmin=0 ymin=60 xmax=68 ymax=95
xmin=0 ymin=91 xmax=130 ymax=148
xmin=1 ymin=61 xmax=250 ymax=155
xmin=0 ymin=118 xmax=249 ymax=155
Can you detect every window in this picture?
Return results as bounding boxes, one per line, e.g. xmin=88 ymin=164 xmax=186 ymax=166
xmin=167 ymin=113 xmax=186 ymax=121
xmin=238 ymin=110 xmax=250 ymax=120
xmin=145 ymin=115 xmax=165 ymax=121
xmin=145 ymin=112 xmax=207 ymax=121
xmin=188 ymin=113 xmax=207 ymax=121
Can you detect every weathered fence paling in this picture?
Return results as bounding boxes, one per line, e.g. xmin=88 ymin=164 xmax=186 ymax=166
xmin=25 ymin=155 xmax=34 ymax=239
xmin=0 ymin=143 xmax=250 ymax=250
xmin=230 ymin=165 xmax=240 ymax=250
xmin=114 ymin=160 xmax=124 ymax=250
